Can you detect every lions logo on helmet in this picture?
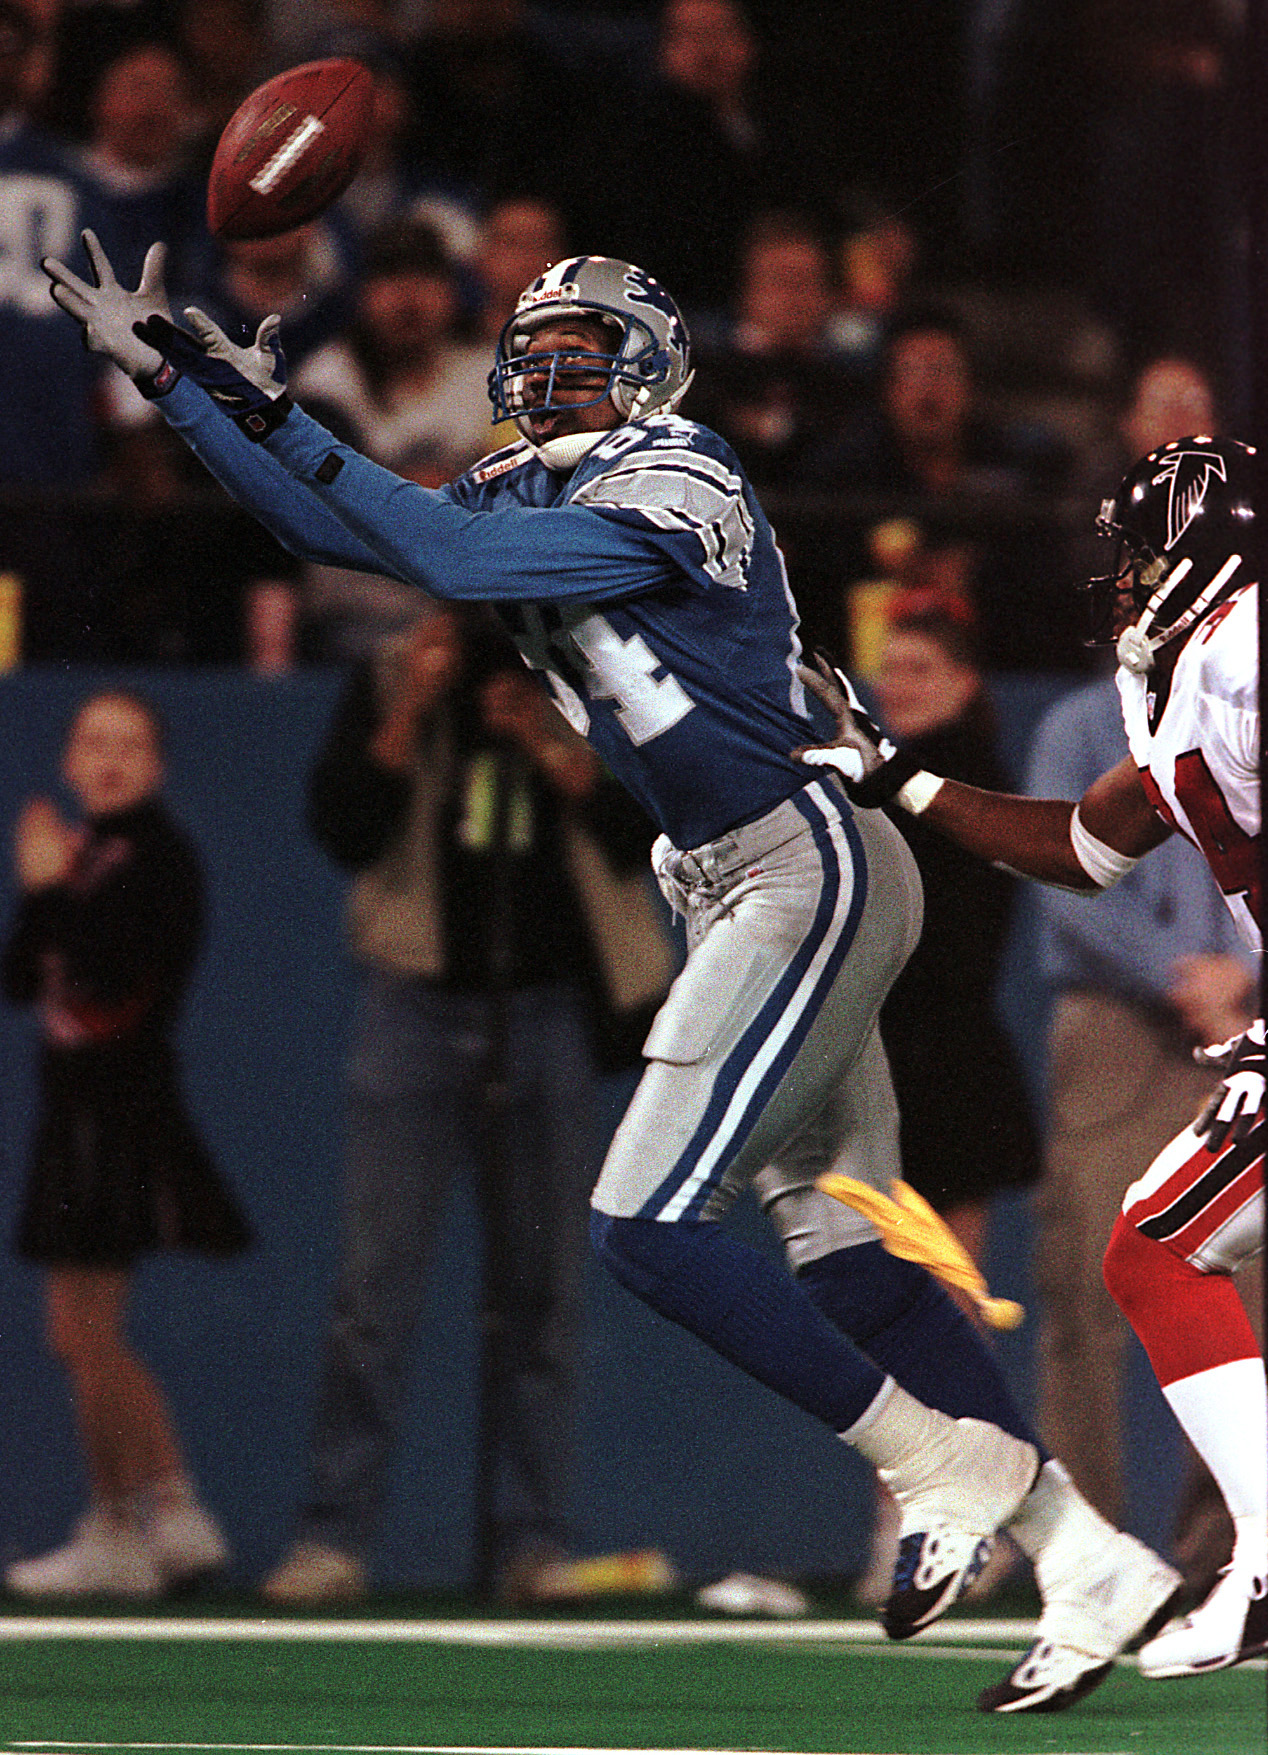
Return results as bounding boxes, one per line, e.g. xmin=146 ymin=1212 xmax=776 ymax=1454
xmin=488 ymin=256 xmax=695 ymax=470
xmin=1081 ymin=435 xmax=1256 ymax=673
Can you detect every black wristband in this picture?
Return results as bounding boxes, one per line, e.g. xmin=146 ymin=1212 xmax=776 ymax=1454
xmin=138 ymin=359 xmax=180 ymax=400
xmin=234 ymin=394 xmax=293 ymax=441
xmin=847 ymin=746 xmax=923 ymax=808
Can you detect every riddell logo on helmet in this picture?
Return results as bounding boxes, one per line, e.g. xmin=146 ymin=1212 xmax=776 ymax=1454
xmin=520 ymin=284 xmax=579 ymax=307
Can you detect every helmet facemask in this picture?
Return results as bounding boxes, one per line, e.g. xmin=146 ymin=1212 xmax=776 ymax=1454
xmin=486 ymin=256 xmax=695 ymax=469
xmin=1078 ymin=438 xmax=1255 ymax=674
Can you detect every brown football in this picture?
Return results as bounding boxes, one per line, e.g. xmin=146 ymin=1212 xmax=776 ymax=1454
xmin=207 ymin=58 xmax=374 ymax=241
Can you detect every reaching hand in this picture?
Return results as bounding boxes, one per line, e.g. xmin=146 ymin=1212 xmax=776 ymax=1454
xmin=791 ymin=651 xmax=924 ymax=807
xmin=1194 ymin=1018 xmax=1266 ymax=1150
xmin=42 ymin=229 xmax=173 ymax=387
xmin=133 ymin=307 xmax=293 ymax=439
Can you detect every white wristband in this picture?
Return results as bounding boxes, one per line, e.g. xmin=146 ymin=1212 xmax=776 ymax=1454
xmin=1069 ymin=805 xmax=1140 ymax=888
xmin=894 ymin=770 xmax=944 ymax=815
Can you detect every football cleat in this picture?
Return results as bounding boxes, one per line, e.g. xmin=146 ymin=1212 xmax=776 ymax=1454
xmin=882 ymin=1523 xmax=995 ymax=1638
xmin=879 ymin=1413 xmax=1039 ymax=1639
xmin=979 ymin=1532 xmax=1181 ymax=1711
xmin=1138 ymin=1565 xmax=1268 ymax=1677
xmin=978 ymin=1639 xmax=1114 ymax=1713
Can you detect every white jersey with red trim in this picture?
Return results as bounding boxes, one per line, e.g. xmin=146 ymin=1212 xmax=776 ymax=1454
xmin=1117 ymin=581 xmax=1261 ymax=952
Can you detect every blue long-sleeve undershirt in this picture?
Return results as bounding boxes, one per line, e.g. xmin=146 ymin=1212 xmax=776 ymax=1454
xmin=263 ymin=403 xmax=682 ymax=603
xmin=158 ymin=380 xmax=683 ymax=605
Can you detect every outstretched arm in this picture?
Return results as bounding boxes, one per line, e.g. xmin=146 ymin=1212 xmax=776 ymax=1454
xmin=919 ymin=755 xmax=1171 ymax=889
xmin=157 ymin=377 xmax=410 ymax=574
xmin=795 ymin=655 xmax=1171 ymax=890
xmin=42 ymin=231 xmax=405 ymax=575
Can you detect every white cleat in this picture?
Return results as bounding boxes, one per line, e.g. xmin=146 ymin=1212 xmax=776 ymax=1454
xmin=979 ymin=1530 xmax=1181 ymax=1711
xmin=879 ymin=1414 xmax=1039 ymax=1639
xmin=1138 ymin=1566 xmax=1268 ymax=1678
xmin=5 ymin=1509 xmax=162 ymax=1600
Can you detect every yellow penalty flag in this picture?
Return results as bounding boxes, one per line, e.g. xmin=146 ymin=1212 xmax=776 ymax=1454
xmin=817 ymin=1173 xmax=1025 ymax=1331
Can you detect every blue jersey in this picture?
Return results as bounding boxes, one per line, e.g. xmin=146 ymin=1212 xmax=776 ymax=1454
xmin=0 ymin=118 xmax=101 ymax=484
xmin=158 ymin=382 xmax=837 ymax=844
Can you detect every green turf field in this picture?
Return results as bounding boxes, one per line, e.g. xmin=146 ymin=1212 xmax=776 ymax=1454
xmin=0 ymin=1603 xmax=1263 ymax=1755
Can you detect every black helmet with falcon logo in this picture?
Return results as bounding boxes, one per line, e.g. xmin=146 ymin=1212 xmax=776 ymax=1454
xmin=1082 ymin=435 xmax=1257 ymax=673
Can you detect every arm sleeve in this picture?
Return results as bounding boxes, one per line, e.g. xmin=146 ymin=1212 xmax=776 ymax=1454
xmin=264 ymin=408 xmax=682 ymax=603
xmin=156 ymin=379 xmax=412 ymax=575
xmin=306 ymin=664 xmax=415 ymax=870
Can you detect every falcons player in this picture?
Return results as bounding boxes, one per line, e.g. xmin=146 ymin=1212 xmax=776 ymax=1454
xmin=799 ymin=434 xmax=1265 ymax=1679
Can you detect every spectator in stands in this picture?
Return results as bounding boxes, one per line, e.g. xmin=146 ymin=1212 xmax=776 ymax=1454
xmin=2 ymin=690 xmax=249 ymax=1599
xmin=0 ymin=0 xmax=111 ymax=487
xmin=400 ymin=0 xmax=590 ymax=224
xmin=176 ymin=0 xmax=276 ymax=153
xmin=573 ymin=0 xmax=800 ymax=318
xmin=293 ymin=218 xmax=492 ymax=482
xmin=1118 ymin=355 xmax=1217 ymax=468
xmin=39 ymin=0 xmax=176 ymax=141
xmin=830 ymin=305 xmax=1071 ymax=501
xmin=808 ymin=305 xmax=1082 ymax=670
xmin=690 ymin=213 xmax=868 ymax=488
xmin=263 ymin=606 xmax=675 ymax=1603
xmin=334 ymin=54 xmax=481 ymax=265
xmin=466 ymin=195 xmax=565 ymax=348
xmin=871 ymin=601 xmax=1039 ymax=1266
xmin=825 ymin=191 xmax=922 ymax=379
xmin=74 ymin=41 xmax=208 ymax=288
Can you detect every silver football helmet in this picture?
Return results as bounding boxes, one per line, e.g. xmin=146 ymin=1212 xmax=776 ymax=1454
xmin=488 ymin=255 xmax=694 ymax=469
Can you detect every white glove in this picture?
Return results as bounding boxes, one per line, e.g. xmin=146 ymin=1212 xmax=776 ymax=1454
xmin=180 ymin=305 xmax=289 ymax=403
xmin=792 ymin=652 xmax=925 ymax=805
xmin=1194 ymin=1018 xmax=1265 ymax=1151
xmin=42 ymin=229 xmax=171 ymax=385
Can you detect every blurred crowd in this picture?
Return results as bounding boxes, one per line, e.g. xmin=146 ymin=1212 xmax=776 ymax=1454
xmin=0 ymin=0 xmax=1250 ymax=672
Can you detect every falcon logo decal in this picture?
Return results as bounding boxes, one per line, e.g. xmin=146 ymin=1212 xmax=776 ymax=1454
xmin=1152 ymin=447 xmax=1227 ymax=551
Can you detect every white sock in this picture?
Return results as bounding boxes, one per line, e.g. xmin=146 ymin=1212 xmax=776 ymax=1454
xmin=1163 ymin=1358 xmax=1268 ymax=1524
xmin=841 ymin=1379 xmax=960 ymax=1478
xmin=1007 ymin=1459 xmax=1115 ymax=1568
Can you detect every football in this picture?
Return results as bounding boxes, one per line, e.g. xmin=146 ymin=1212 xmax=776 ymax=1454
xmin=207 ymin=58 xmax=374 ymax=241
